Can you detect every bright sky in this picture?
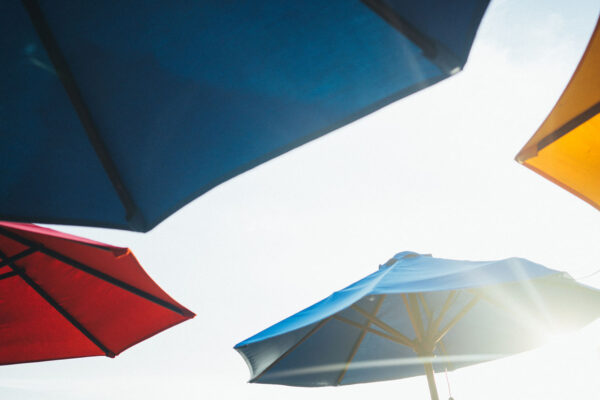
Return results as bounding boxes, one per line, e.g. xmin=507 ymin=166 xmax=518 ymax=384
xmin=3 ymin=1 xmax=600 ymax=399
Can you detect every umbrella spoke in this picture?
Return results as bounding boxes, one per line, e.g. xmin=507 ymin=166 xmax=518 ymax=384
xmin=418 ymin=293 xmax=433 ymax=325
xmin=0 ymin=249 xmax=115 ymax=358
xmin=0 ymin=247 xmax=38 ymax=269
xmin=0 ymin=227 xmax=192 ymax=317
xmin=336 ymin=295 xmax=386 ymax=385
xmin=467 ymin=286 xmax=553 ymax=334
xmin=409 ymin=294 xmax=426 ymax=340
xmin=417 ymin=293 xmax=455 ymax=370
xmin=433 ymin=295 xmax=481 ymax=344
xmin=402 ymin=294 xmax=428 ymax=350
xmin=250 ymin=317 xmax=332 ymax=382
xmin=21 ymin=0 xmax=141 ymax=226
xmin=0 ymin=270 xmax=19 ymax=280
xmin=426 ymin=291 xmax=458 ymax=343
xmin=410 ymin=294 xmax=426 ymax=333
xmin=334 ymin=315 xmax=414 ymax=348
xmin=350 ymin=304 xmax=414 ymax=346
xmin=468 ymin=288 xmax=508 ymax=311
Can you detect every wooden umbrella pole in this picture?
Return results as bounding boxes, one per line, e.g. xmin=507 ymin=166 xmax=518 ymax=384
xmin=402 ymin=294 xmax=440 ymax=400
xmin=424 ymin=361 xmax=440 ymax=400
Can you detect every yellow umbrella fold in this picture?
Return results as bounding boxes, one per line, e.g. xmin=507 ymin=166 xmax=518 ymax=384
xmin=516 ymin=17 xmax=600 ymax=209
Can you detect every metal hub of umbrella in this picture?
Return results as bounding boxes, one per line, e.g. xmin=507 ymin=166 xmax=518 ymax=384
xmin=235 ymin=252 xmax=600 ymax=399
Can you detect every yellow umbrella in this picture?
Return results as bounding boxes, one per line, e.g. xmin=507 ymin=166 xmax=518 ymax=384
xmin=516 ymin=17 xmax=600 ymax=209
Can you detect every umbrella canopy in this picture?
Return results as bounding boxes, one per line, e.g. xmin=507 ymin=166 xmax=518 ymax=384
xmin=515 ymin=17 xmax=600 ymax=209
xmin=0 ymin=221 xmax=194 ymax=365
xmin=2 ymin=0 xmax=489 ymax=232
xmin=234 ymin=251 xmax=600 ymax=399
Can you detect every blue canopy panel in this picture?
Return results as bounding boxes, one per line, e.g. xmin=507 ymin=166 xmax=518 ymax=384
xmin=1 ymin=1 xmax=489 ymax=231
xmin=235 ymin=253 xmax=600 ymax=386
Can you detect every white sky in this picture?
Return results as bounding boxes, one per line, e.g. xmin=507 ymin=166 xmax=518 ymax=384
xmin=3 ymin=1 xmax=600 ymax=399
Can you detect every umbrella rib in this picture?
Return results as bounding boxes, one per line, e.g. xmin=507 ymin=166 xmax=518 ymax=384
xmin=402 ymin=294 xmax=425 ymax=346
xmin=467 ymin=288 xmax=509 ymax=313
xmin=335 ymin=295 xmax=386 ymax=385
xmin=250 ymin=317 xmax=331 ymax=382
xmin=334 ymin=316 xmax=413 ymax=347
xmin=418 ymin=293 xmax=454 ymax=370
xmin=418 ymin=293 xmax=432 ymax=325
xmin=433 ymin=295 xmax=481 ymax=344
xmin=336 ymin=328 xmax=367 ymax=385
xmin=426 ymin=291 xmax=457 ymax=342
xmin=0 ymin=249 xmax=115 ymax=358
xmin=418 ymin=292 xmax=437 ymax=340
xmin=0 ymin=270 xmax=19 ymax=280
xmin=0 ymin=228 xmax=192 ymax=317
xmin=0 ymin=247 xmax=39 ymax=269
xmin=361 ymin=0 xmax=461 ymax=74
xmin=350 ymin=305 xmax=414 ymax=346
xmin=536 ymin=102 xmax=600 ymax=153
xmin=0 ymin=248 xmax=40 ymax=281
xmin=409 ymin=294 xmax=426 ymax=341
xmin=20 ymin=0 xmax=142 ymax=227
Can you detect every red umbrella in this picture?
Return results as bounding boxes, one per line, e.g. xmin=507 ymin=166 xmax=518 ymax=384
xmin=0 ymin=222 xmax=194 ymax=365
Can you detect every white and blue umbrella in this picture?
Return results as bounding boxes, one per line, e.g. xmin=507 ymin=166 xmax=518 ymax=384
xmin=235 ymin=252 xmax=600 ymax=399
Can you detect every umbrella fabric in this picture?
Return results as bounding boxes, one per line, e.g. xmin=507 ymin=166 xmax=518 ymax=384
xmin=516 ymin=17 xmax=600 ymax=209
xmin=235 ymin=251 xmax=600 ymax=388
xmin=0 ymin=221 xmax=194 ymax=365
xmin=2 ymin=0 xmax=489 ymax=232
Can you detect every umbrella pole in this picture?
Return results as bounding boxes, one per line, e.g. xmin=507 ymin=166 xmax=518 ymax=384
xmin=402 ymin=294 xmax=440 ymax=400
xmin=424 ymin=361 xmax=439 ymax=400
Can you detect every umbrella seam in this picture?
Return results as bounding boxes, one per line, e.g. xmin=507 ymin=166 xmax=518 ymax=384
xmin=535 ymin=102 xmax=600 ymax=153
xmin=0 ymin=227 xmax=193 ymax=317
xmin=250 ymin=317 xmax=332 ymax=382
xmin=0 ymin=248 xmax=115 ymax=358
xmin=20 ymin=0 xmax=143 ymax=229
xmin=336 ymin=295 xmax=386 ymax=385
xmin=362 ymin=0 xmax=463 ymax=74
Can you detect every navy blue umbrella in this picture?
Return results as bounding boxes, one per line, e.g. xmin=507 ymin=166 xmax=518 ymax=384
xmin=2 ymin=1 xmax=489 ymax=231
xmin=235 ymin=252 xmax=600 ymax=399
